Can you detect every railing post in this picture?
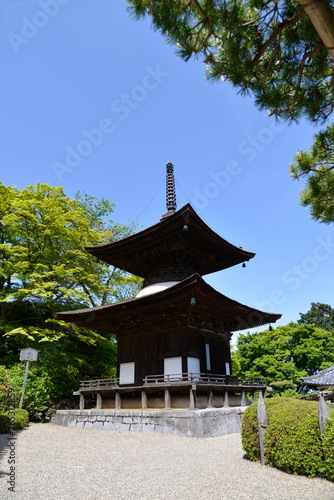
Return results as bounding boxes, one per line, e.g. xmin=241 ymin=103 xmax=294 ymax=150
xmin=141 ymin=390 xmax=147 ymax=409
xmin=96 ymin=393 xmax=102 ymax=409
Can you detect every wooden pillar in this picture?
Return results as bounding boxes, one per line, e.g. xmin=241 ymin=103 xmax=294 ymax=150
xmin=224 ymin=389 xmax=229 ymax=408
xmin=241 ymin=390 xmax=247 ymax=406
xmin=79 ymin=394 xmax=85 ymax=410
xmin=141 ymin=390 xmax=147 ymax=409
xmin=96 ymin=393 xmax=102 ymax=409
xmin=115 ymin=391 xmax=121 ymax=409
xmin=164 ymin=389 xmax=171 ymax=409
xmin=262 ymin=387 xmax=267 ymax=399
xmin=207 ymin=389 xmax=213 ymax=409
xmin=252 ymin=390 xmax=257 ymax=403
xmin=189 ymin=389 xmax=196 ymax=409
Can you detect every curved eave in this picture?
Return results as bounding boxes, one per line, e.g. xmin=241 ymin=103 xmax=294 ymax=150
xmin=85 ymin=204 xmax=255 ymax=277
xmin=57 ymin=274 xmax=281 ymax=333
xmin=302 ymin=364 xmax=334 ymax=386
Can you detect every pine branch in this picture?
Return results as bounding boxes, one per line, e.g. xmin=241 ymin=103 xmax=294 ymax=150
xmin=252 ymin=9 xmax=306 ymax=66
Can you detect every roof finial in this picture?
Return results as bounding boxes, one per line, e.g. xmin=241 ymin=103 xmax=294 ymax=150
xmin=166 ymin=162 xmax=177 ymax=213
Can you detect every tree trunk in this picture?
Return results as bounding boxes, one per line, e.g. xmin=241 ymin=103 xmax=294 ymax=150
xmin=298 ymin=0 xmax=334 ymax=60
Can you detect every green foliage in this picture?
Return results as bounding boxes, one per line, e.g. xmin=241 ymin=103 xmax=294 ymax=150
xmin=297 ymin=302 xmax=334 ymax=330
xmin=0 ymin=328 xmax=117 ymax=411
xmin=0 ymin=183 xmax=141 ymax=408
xmin=241 ymin=400 xmax=260 ymax=461
xmin=0 ymin=409 xmax=29 ymax=433
xmin=322 ymin=420 xmax=334 ymax=479
xmin=128 ymin=0 xmax=333 ymax=123
xmin=290 ymin=125 xmax=334 ymax=223
xmin=0 ymin=182 xmax=142 ymax=321
xmin=235 ymin=323 xmax=334 ymax=387
xmin=242 ymin=398 xmax=334 ymax=478
xmin=127 ymin=1 xmax=334 ymax=224
xmin=270 ymin=380 xmax=297 ymax=397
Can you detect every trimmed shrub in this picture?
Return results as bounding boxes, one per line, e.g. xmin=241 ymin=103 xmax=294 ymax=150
xmin=241 ymin=397 xmax=285 ymax=462
xmin=322 ymin=419 xmax=334 ymax=480
xmin=0 ymin=409 xmax=29 ymax=433
xmin=242 ymin=398 xmax=334 ymax=478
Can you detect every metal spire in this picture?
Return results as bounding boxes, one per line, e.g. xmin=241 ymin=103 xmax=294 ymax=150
xmin=166 ymin=162 xmax=177 ymax=212
xmin=162 ymin=162 xmax=177 ymax=219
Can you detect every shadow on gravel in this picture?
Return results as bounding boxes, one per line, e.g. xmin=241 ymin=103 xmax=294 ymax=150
xmin=0 ymin=427 xmax=26 ymax=483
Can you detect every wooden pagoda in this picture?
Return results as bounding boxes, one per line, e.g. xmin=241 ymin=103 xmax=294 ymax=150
xmin=58 ymin=163 xmax=281 ymax=410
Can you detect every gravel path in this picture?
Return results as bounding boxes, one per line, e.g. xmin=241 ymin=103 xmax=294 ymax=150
xmin=0 ymin=423 xmax=333 ymax=499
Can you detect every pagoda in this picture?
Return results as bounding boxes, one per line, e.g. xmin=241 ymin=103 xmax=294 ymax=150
xmin=58 ymin=163 xmax=281 ymax=410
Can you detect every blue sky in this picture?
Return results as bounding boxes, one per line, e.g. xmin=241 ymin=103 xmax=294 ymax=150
xmin=1 ymin=0 xmax=333 ymax=343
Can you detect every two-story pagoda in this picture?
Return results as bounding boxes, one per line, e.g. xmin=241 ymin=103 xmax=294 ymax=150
xmin=58 ymin=163 xmax=281 ymax=410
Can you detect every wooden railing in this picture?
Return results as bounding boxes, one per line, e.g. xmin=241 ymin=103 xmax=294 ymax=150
xmin=144 ymin=373 xmax=266 ymax=386
xmin=79 ymin=378 xmax=119 ymax=390
xmin=238 ymin=377 xmax=267 ymax=386
xmin=78 ymin=374 xmax=267 ymax=391
xmin=143 ymin=373 xmax=227 ymax=384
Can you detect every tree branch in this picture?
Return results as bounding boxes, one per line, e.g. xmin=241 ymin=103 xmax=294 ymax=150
xmin=252 ymin=9 xmax=306 ymax=66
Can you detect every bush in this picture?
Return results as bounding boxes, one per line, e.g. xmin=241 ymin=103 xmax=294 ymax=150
xmin=0 ymin=409 xmax=29 ymax=433
xmin=322 ymin=419 xmax=334 ymax=480
xmin=242 ymin=397 xmax=334 ymax=479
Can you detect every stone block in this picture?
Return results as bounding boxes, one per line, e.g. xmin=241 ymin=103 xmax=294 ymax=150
xmin=103 ymin=422 xmax=116 ymax=430
xmin=91 ymin=421 xmax=103 ymax=430
xmin=122 ymin=417 xmax=134 ymax=424
xmin=141 ymin=423 xmax=155 ymax=432
xmin=129 ymin=423 xmax=143 ymax=431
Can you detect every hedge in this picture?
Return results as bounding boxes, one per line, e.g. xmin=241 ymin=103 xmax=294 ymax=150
xmin=241 ymin=397 xmax=334 ymax=479
xmin=0 ymin=409 xmax=29 ymax=433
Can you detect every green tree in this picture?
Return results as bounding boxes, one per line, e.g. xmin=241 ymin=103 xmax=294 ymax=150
xmin=0 ymin=182 xmax=142 ymax=322
xmin=235 ymin=323 xmax=334 ymax=388
xmin=128 ymin=0 xmax=334 ymax=122
xmin=297 ymin=301 xmax=334 ymax=330
xmin=290 ymin=124 xmax=334 ymax=223
xmin=127 ymin=0 xmax=334 ymax=222
xmin=0 ymin=183 xmax=142 ymax=409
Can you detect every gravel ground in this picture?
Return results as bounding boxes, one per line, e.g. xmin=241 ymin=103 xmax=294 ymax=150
xmin=0 ymin=422 xmax=333 ymax=500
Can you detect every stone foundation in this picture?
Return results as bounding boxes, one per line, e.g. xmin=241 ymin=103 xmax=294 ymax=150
xmin=54 ymin=407 xmax=247 ymax=437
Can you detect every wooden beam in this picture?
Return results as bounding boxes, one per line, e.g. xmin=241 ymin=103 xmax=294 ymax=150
xmin=224 ymin=389 xmax=229 ymax=408
xmin=141 ymin=390 xmax=148 ymax=409
xmin=164 ymin=389 xmax=171 ymax=409
xmin=241 ymin=390 xmax=247 ymax=406
xmin=115 ymin=391 xmax=121 ymax=409
xmin=207 ymin=389 xmax=213 ymax=408
xmin=257 ymin=392 xmax=268 ymax=465
xmin=189 ymin=389 xmax=196 ymax=409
